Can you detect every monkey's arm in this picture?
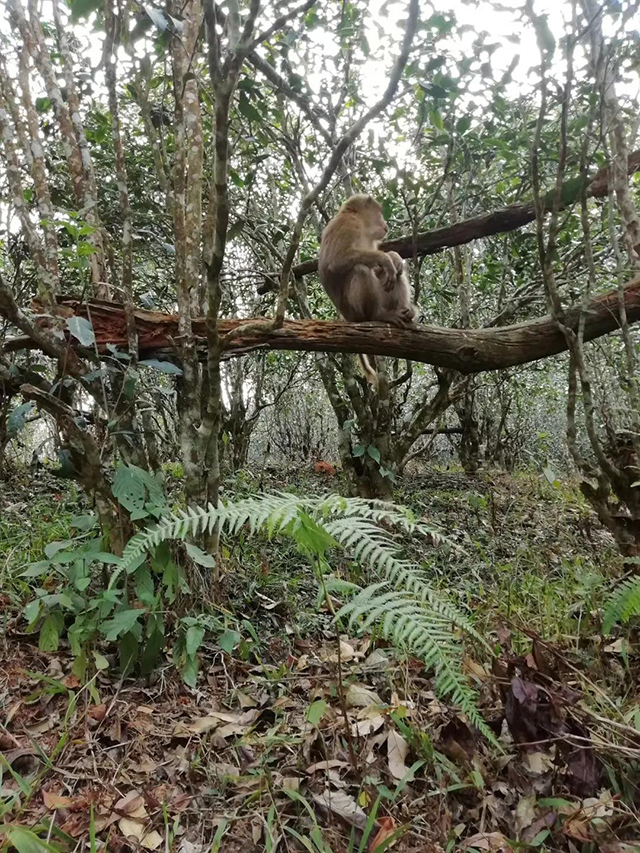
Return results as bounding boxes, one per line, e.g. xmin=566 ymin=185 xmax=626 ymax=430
xmin=327 ymin=250 xmax=396 ymax=282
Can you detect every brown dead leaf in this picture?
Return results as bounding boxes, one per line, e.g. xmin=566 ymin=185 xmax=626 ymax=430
xmin=369 ymin=816 xmax=397 ymax=851
xmin=352 ymin=714 xmax=385 ymax=737
xmin=171 ymin=791 xmax=191 ymax=812
xmin=346 ymin=683 xmax=382 ymax=708
xmin=172 ymin=711 xmax=238 ymax=736
xmin=115 ymin=790 xmax=145 ymax=816
xmin=523 ymin=750 xmax=555 ymax=775
xmin=87 ymin=703 xmax=107 ymax=722
xmin=387 ymin=729 xmax=409 ymax=781
xmin=563 ymin=814 xmax=592 ymax=842
xmin=312 ymin=788 xmax=368 ymax=829
xmin=515 ymin=794 xmax=537 ymax=833
xmin=236 ymin=691 xmax=258 ymax=709
xmin=464 ymin=656 xmax=488 ymax=681
xmin=24 ymin=719 xmax=54 ymax=735
xmin=461 ymin=831 xmax=511 ymax=851
xmin=306 ymin=759 xmax=350 ymax=774
xmin=43 ymin=790 xmax=75 ymax=810
xmin=323 ymin=639 xmax=357 ymax=663
xmin=118 ymin=816 xmax=163 ymax=850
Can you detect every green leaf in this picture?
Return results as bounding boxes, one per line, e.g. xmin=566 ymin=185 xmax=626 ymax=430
xmin=185 ymin=542 xmax=217 ymax=568
xmin=119 ymin=630 xmax=139 ymax=675
xmin=22 ymin=561 xmax=52 ymax=579
xmin=186 ymin=624 xmax=205 ymax=657
xmin=70 ymin=514 xmax=98 ymax=531
xmin=238 ymin=92 xmax=262 ymax=123
xmin=285 ymin=511 xmax=339 ymax=558
xmin=352 ymin=444 xmax=366 ymax=457
xmin=92 ymin=651 xmax=109 ymax=670
xmin=134 ymin=564 xmax=156 ymax=605
xmin=140 ymin=621 xmax=165 ymax=675
xmin=181 ymin=654 xmax=198 ymax=687
xmin=4 ymin=827 xmax=61 ymax=853
xmin=7 ymin=402 xmax=36 ymax=439
xmin=40 ymin=613 xmax=63 ymax=653
xmin=70 ymin=0 xmax=102 ymax=19
xmin=24 ymin=600 xmax=41 ymax=625
xmin=218 ymin=629 xmax=240 ymax=654
xmin=456 ymin=115 xmax=471 ymax=134
xmin=228 ymin=219 xmax=245 ymax=240
xmin=367 ymin=445 xmax=381 ymax=463
xmin=44 ymin=539 xmax=73 ymax=559
xmin=66 ymin=316 xmax=95 ymax=347
xmin=306 ymin=699 xmax=327 ymax=727
xmin=112 ymin=463 xmax=165 ymax=515
xmin=543 ymin=466 xmax=559 ymax=487
xmin=100 ymin=608 xmax=144 ymax=641
xmin=139 ymin=359 xmax=183 ymax=375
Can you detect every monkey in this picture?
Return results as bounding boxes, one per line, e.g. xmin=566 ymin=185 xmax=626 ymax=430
xmin=318 ymin=194 xmax=418 ymax=386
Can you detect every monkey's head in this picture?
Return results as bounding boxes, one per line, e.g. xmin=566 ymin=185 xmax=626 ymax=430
xmin=340 ymin=194 xmax=388 ymax=240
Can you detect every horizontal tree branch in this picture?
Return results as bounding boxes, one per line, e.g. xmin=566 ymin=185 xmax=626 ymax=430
xmin=6 ymin=276 xmax=638 ymax=375
xmin=286 ymin=149 xmax=640 ymax=281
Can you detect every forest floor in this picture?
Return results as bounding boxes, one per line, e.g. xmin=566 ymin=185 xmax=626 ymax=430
xmin=0 ymin=466 xmax=638 ymax=853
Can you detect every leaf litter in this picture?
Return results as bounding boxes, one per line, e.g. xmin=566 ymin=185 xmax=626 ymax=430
xmin=1 ymin=472 xmax=639 ymax=851
xmin=0 ymin=625 xmax=638 ymax=853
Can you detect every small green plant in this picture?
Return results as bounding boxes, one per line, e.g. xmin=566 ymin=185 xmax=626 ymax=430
xmin=603 ymin=562 xmax=640 ymax=633
xmin=19 ymin=464 xmax=234 ymax=686
xmin=120 ymin=492 xmax=494 ymax=739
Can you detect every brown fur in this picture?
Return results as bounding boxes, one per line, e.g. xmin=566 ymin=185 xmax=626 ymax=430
xmin=318 ymin=195 xmax=418 ymax=385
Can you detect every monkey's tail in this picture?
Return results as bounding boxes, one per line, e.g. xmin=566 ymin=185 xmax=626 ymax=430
xmin=359 ymin=354 xmax=379 ymax=390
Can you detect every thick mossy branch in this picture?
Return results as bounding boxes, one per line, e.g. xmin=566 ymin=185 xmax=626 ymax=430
xmin=8 ymin=276 xmax=639 ymax=375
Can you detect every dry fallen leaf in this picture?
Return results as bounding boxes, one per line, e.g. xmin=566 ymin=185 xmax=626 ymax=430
xmin=461 ymin=831 xmax=511 ymax=851
xmin=172 ymin=709 xmax=257 ymax=737
xmin=43 ymin=790 xmax=75 ymax=810
xmin=323 ymin=639 xmax=357 ymax=663
xmin=515 ymin=794 xmax=537 ymax=833
xmin=118 ymin=817 xmax=163 ymax=850
xmin=387 ymin=729 xmax=409 ymax=781
xmin=312 ymin=788 xmax=368 ymax=829
xmin=346 ymin=683 xmax=383 ymax=708
xmin=523 ymin=750 xmax=555 ymax=775
xmin=236 ymin=691 xmax=258 ymax=709
xmin=24 ymin=719 xmax=54 ymax=735
xmin=306 ymin=759 xmax=350 ymax=774
xmin=87 ymin=703 xmax=107 ymax=722
xmin=114 ymin=790 xmax=145 ymax=815
xmin=352 ymin=714 xmax=385 ymax=737
xmin=369 ymin=816 xmax=397 ymax=852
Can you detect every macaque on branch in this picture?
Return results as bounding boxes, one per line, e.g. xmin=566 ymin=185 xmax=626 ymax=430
xmin=318 ymin=194 xmax=418 ymax=386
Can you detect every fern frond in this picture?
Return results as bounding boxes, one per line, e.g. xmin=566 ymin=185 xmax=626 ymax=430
xmin=603 ymin=577 xmax=640 ymax=633
xmin=121 ymin=490 xmax=493 ymax=741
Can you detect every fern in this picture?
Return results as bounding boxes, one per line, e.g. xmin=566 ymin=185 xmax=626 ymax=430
xmin=603 ymin=576 xmax=640 ymax=633
xmin=121 ymin=492 xmax=495 ymax=742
